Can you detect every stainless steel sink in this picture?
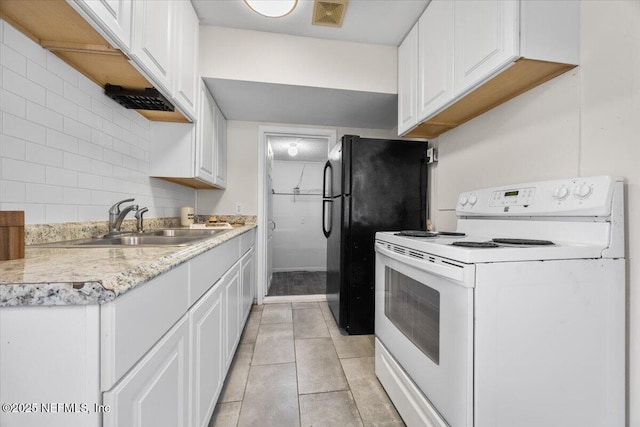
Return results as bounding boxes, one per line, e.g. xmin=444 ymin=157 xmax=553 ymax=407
xmin=34 ymin=228 xmax=230 ymax=248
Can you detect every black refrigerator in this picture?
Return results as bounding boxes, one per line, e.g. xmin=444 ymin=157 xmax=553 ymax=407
xmin=322 ymin=135 xmax=428 ymax=335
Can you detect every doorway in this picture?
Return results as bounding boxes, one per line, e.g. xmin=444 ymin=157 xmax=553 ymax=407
xmin=257 ymin=126 xmax=337 ymax=304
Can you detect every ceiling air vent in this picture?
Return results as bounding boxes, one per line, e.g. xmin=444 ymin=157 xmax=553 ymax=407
xmin=312 ymin=0 xmax=349 ymax=28
xmin=104 ymin=84 xmax=174 ymax=111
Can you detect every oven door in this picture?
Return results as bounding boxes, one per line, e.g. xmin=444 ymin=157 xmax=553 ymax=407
xmin=375 ymin=240 xmax=475 ymax=427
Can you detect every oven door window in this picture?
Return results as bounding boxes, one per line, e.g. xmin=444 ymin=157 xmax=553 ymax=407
xmin=385 ymin=266 xmax=440 ymax=364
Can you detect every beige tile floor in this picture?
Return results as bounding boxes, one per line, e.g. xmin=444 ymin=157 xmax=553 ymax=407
xmin=208 ymin=301 xmax=406 ymax=427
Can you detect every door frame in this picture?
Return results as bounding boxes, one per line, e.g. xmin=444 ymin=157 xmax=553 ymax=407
xmin=256 ymin=125 xmax=337 ymax=304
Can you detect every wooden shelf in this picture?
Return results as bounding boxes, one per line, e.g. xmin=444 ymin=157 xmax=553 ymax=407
xmin=404 ymin=58 xmax=576 ymax=139
xmin=0 ymin=0 xmax=189 ymax=123
xmin=153 ymin=177 xmax=222 ymax=190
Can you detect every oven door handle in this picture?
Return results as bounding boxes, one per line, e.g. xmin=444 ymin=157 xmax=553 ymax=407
xmin=375 ymin=242 xmax=473 ymax=286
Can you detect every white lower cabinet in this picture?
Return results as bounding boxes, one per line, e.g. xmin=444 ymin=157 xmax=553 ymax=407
xmin=241 ymin=248 xmax=255 ymax=323
xmin=223 ymin=263 xmax=242 ymax=369
xmin=190 ymin=279 xmax=224 ymax=427
xmin=103 ymin=316 xmax=190 ymax=427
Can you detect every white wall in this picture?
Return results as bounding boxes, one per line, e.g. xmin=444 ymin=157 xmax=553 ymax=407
xmin=0 ymin=20 xmax=195 ymax=224
xmin=271 ymin=161 xmax=325 ymax=272
xmin=196 ymin=121 xmax=398 ymax=215
xmin=428 ymin=2 xmax=640 ymax=424
xmin=199 ymin=26 xmax=397 ymax=94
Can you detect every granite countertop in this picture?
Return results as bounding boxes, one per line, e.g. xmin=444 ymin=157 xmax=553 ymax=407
xmin=0 ymin=224 xmax=256 ymax=308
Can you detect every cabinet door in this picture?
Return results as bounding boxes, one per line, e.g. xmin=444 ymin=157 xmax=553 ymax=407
xmin=173 ymin=0 xmax=198 ymax=120
xmin=190 ymin=282 xmax=224 ymax=427
xmin=241 ymin=248 xmax=255 ymax=322
xmin=196 ymin=84 xmax=216 ymax=185
xmin=223 ymin=263 xmax=242 ymax=369
xmin=131 ymin=0 xmax=174 ymax=94
xmin=453 ymin=0 xmax=519 ymax=95
xmin=103 ymin=316 xmax=189 ymax=427
xmin=214 ymin=103 xmax=227 ymax=189
xmin=418 ymin=0 xmax=454 ymax=120
xmin=71 ymin=0 xmax=133 ymax=50
xmin=397 ymin=23 xmax=418 ymax=135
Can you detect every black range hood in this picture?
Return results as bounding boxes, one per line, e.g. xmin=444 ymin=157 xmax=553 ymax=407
xmin=105 ymin=84 xmax=174 ymax=112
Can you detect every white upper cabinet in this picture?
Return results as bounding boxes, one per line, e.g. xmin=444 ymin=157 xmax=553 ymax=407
xmin=397 ymin=24 xmax=418 ymax=135
xmin=173 ymin=0 xmax=199 ymax=120
xmin=418 ymin=0 xmax=454 ymax=121
xmin=130 ymin=0 xmax=175 ymax=94
xmin=453 ymin=0 xmax=519 ymax=95
xmin=197 ymin=83 xmax=216 ymax=185
xmin=214 ymin=103 xmax=228 ymax=189
xmin=69 ymin=0 xmax=133 ymax=50
xmin=399 ymin=0 xmax=578 ymax=138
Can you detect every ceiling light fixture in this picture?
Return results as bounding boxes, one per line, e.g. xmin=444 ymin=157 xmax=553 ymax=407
xmin=288 ymin=142 xmax=298 ymax=157
xmin=244 ymin=0 xmax=298 ymax=18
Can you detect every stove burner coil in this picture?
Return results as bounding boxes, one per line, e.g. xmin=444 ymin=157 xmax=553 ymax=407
xmin=492 ymin=238 xmax=554 ymax=246
xmin=396 ymin=231 xmax=438 ymax=237
xmin=451 ymin=241 xmax=500 ymax=248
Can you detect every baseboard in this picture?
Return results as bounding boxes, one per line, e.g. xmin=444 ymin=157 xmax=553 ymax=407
xmin=264 ymin=294 xmax=327 ymax=304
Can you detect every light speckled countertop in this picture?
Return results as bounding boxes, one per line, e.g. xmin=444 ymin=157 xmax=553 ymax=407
xmin=0 ymin=224 xmax=256 ymax=307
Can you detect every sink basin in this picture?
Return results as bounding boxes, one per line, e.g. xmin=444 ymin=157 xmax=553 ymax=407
xmin=34 ymin=228 xmax=230 ymax=248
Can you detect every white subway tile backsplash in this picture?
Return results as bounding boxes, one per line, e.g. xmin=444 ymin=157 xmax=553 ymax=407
xmin=47 ymin=91 xmax=79 ymax=120
xmin=0 ymin=180 xmax=26 ymax=202
xmin=46 ymin=54 xmax=78 ymax=86
xmin=3 ymin=113 xmax=46 ymax=144
xmin=63 ymin=152 xmax=93 ymax=173
xmin=63 ymin=81 xmax=91 ymax=109
xmin=3 ymin=68 xmax=46 ymax=105
xmin=26 ymin=142 xmax=64 ymax=167
xmin=0 ymin=88 xmax=26 ymax=118
xmin=3 ymin=23 xmax=46 ymax=66
xmin=27 ymin=61 xmax=64 ymax=95
xmin=0 ymin=134 xmax=26 ymax=160
xmin=26 ymin=183 xmax=63 ymax=204
xmin=46 ymin=166 xmax=78 ymax=187
xmin=46 ymin=204 xmax=79 ymax=223
xmin=1 ymin=45 xmax=27 ymax=75
xmin=63 ymin=116 xmax=92 ymax=141
xmin=1 ymin=18 xmax=195 ymax=224
xmin=63 ymin=187 xmax=92 ymax=204
xmin=26 ymin=101 xmax=64 ymax=131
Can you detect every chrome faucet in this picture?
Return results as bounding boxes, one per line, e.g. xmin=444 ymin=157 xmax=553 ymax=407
xmin=135 ymin=207 xmax=148 ymax=233
xmin=108 ymin=198 xmax=139 ymax=234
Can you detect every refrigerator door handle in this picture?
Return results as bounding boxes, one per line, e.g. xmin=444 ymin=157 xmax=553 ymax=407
xmin=323 ymin=161 xmax=332 ymax=198
xmin=322 ymin=199 xmax=332 ymax=238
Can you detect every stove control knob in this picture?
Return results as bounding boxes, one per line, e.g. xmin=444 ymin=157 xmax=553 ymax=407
xmin=553 ymin=186 xmax=569 ymax=200
xmin=459 ymin=195 xmax=469 ymax=206
xmin=468 ymin=195 xmax=478 ymax=205
xmin=574 ymin=183 xmax=593 ymax=199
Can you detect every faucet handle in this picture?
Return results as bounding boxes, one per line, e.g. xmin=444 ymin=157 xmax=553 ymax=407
xmin=135 ymin=207 xmax=149 ymax=232
xmin=109 ymin=198 xmax=135 ymax=215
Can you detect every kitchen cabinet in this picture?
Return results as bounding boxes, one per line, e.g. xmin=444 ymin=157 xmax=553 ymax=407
xmin=69 ymin=0 xmax=133 ymax=50
xmin=453 ymin=0 xmax=519 ymax=96
xmin=173 ymin=0 xmax=199 ymax=120
xmin=241 ymin=247 xmax=255 ymax=323
xmin=400 ymin=0 xmax=578 ymax=139
xmin=190 ymin=279 xmax=224 ymax=427
xmin=417 ymin=0 xmax=454 ymax=121
xmin=130 ymin=0 xmax=174 ymax=95
xmin=150 ymin=84 xmax=227 ymax=189
xmin=103 ymin=316 xmax=190 ymax=427
xmin=0 ymin=229 xmax=256 ymax=427
xmin=397 ymin=24 xmax=418 ymax=135
xmin=223 ymin=263 xmax=242 ymax=369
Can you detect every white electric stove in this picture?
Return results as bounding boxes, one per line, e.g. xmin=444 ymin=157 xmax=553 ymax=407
xmin=374 ymin=176 xmax=625 ymax=427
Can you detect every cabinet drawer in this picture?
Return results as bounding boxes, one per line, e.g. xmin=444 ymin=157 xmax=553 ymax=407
xmin=103 ymin=315 xmax=190 ymax=427
xmin=101 ymin=263 xmax=189 ymax=390
xmin=240 ymin=228 xmax=255 ymax=255
xmin=190 ymin=238 xmax=240 ymax=306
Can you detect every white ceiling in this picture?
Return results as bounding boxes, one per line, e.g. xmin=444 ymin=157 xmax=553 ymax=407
xmin=269 ymin=135 xmax=329 ymax=162
xmin=192 ymin=0 xmax=429 ymax=46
